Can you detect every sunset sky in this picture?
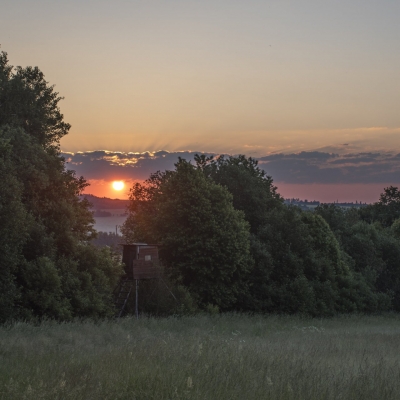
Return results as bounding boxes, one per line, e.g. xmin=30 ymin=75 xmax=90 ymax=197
xmin=2 ymin=0 xmax=399 ymax=202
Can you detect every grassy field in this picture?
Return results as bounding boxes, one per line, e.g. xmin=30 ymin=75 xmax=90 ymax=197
xmin=1 ymin=314 xmax=400 ymax=399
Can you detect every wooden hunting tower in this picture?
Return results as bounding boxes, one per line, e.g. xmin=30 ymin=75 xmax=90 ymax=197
xmin=115 ymin=243 xmax=161 ymax=318
xmin=122 ymin=243 xmax=161 ymax=280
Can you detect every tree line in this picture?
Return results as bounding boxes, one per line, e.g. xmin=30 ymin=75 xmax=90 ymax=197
xmin=122 ymin=155 xmax=400 ymax=316
xmin=0 ymin=52 xmax=122 ymax=322
xmin=1 ymin=52 xmax=400 ymax=322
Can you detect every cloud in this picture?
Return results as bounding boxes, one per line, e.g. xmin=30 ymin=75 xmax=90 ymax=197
xmin=62 ymin=150 xmax=215 ymax=181
xmin=62 ymin=150 xmax=400 ymax=185
xmin=259 ymin=151 xmax=400 ymax=184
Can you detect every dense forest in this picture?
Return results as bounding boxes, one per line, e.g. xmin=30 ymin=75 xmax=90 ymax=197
xmin=1 ymin=52 xmax=400 ymax=322
xmin=123 ymin=156 xmax=400 ymax=316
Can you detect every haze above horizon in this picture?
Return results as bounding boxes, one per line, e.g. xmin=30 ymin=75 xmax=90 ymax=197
xmin=2 ymin=0 xmax=399 ymax=201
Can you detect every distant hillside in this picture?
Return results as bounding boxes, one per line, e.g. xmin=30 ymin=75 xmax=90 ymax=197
xmin=284 ymin=198 xmax=368 ymax=211
xmin=81 ymin=194 xmax=130 ymax=210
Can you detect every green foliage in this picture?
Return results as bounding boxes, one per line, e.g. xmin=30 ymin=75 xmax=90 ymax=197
xmin=4 ymin=50 xmax=400 ymax=319
xmin=390 ymin=218 xmax=400 ymax=240
xmin=123 ymin=153 xmax=393 ymax=316
xmin=0 ymin=126 xmax=123 ymax=321
xmin=197 ymin=155 xmax=333 ymax=314
xmin=314 ymin=203 xmax=360 ymax=243
xmin=0 ymin=52 xmax=123 ymax=321
xmin=195 ymin=154 xmax=282 ymax=233
xmin=359 ymin=186 xmax=400 ymax=227
xmin=123 ymin=159 xmax=253 ymax=311
xmin=196 ymin=154 xmax=390 ymax=315
xmin=315 ymin=203 xmax=397 ymax=312
xmin=123 ymin=152 xmax=399 ymax=316
xmin=91 ymin=231 xmax=123 ymax=254
xmin=0 ymin=136 xmax=27 ymax=320
xmin=245 ymin=207 xmax=351 ymax=315
xmin=0 ymin=52 xmax=70 ymax=149
xmin=18 ymin=257 xmax=71 ymax=320
xmin=59 ymin=246 xmax=123 ymax=318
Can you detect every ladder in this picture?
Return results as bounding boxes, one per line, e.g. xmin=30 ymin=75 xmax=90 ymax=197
xmin=114 ymin=278 xmax=134 ymax=318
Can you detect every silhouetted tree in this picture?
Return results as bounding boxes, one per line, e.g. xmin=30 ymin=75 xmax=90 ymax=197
xmin=359 ymin=186 xmax=400 ymax=227
xmin=195 ymin=154 xmax=282 ymax=233
xmin=123 ymin=159 xmax=253 ymax=310
xmin=0 ymin=52 xmax=122 ymax=321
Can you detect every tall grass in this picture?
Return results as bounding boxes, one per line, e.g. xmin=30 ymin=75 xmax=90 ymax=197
xmin=1 ymin=314 xmax=400 ymax=399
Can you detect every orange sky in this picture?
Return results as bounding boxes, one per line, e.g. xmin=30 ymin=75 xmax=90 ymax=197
xmin=3 ymin=1 xmax=399 ymax=154
xmin=88 ymin=180 xmax=391 ymax=204
xmin=87 ymin=179 xmax=132 ymax=200
xmin=3 ymin=1 xmax=400 ymax=202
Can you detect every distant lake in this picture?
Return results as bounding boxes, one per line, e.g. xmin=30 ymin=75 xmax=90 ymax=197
xmin=92 ymin=209 xmax=127 ymax=234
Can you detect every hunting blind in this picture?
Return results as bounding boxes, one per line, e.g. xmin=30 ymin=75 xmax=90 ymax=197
xmin=115 ymin=243 xmax=171 ymax=318
xmin=122 ymin=243 xmax=161 ymax=280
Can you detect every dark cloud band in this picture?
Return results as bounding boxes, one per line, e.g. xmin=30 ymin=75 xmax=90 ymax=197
xmin=62 ymin=150 xmax=400 ymax=185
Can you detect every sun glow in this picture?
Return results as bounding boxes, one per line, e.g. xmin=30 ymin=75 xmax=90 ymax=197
xmin=112 ymin=181 xmax=125 ymax=191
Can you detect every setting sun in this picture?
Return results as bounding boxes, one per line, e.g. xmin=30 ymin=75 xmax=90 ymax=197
xmin=112 ymin=181 xmax=125 ymax=191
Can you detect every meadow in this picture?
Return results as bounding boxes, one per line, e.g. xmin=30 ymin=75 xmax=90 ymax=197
xmin=1 ymin=314 xmax=400 ymax=400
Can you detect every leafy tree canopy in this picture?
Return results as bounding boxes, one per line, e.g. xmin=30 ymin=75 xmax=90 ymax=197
xmin=0 ymin=52 xmax=122 ymax=321
xmin=122 ymin=158 xmax=253 ymax=310
xmin=0 ymin=52 xmax=70 ymax=149
xmin=195 ymin=154 xmax=282 ymax=233
xmin=359 ymin=186 xmax=400 ymax=227
xmin=315 ymin=202 xmax=398 ymax=311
